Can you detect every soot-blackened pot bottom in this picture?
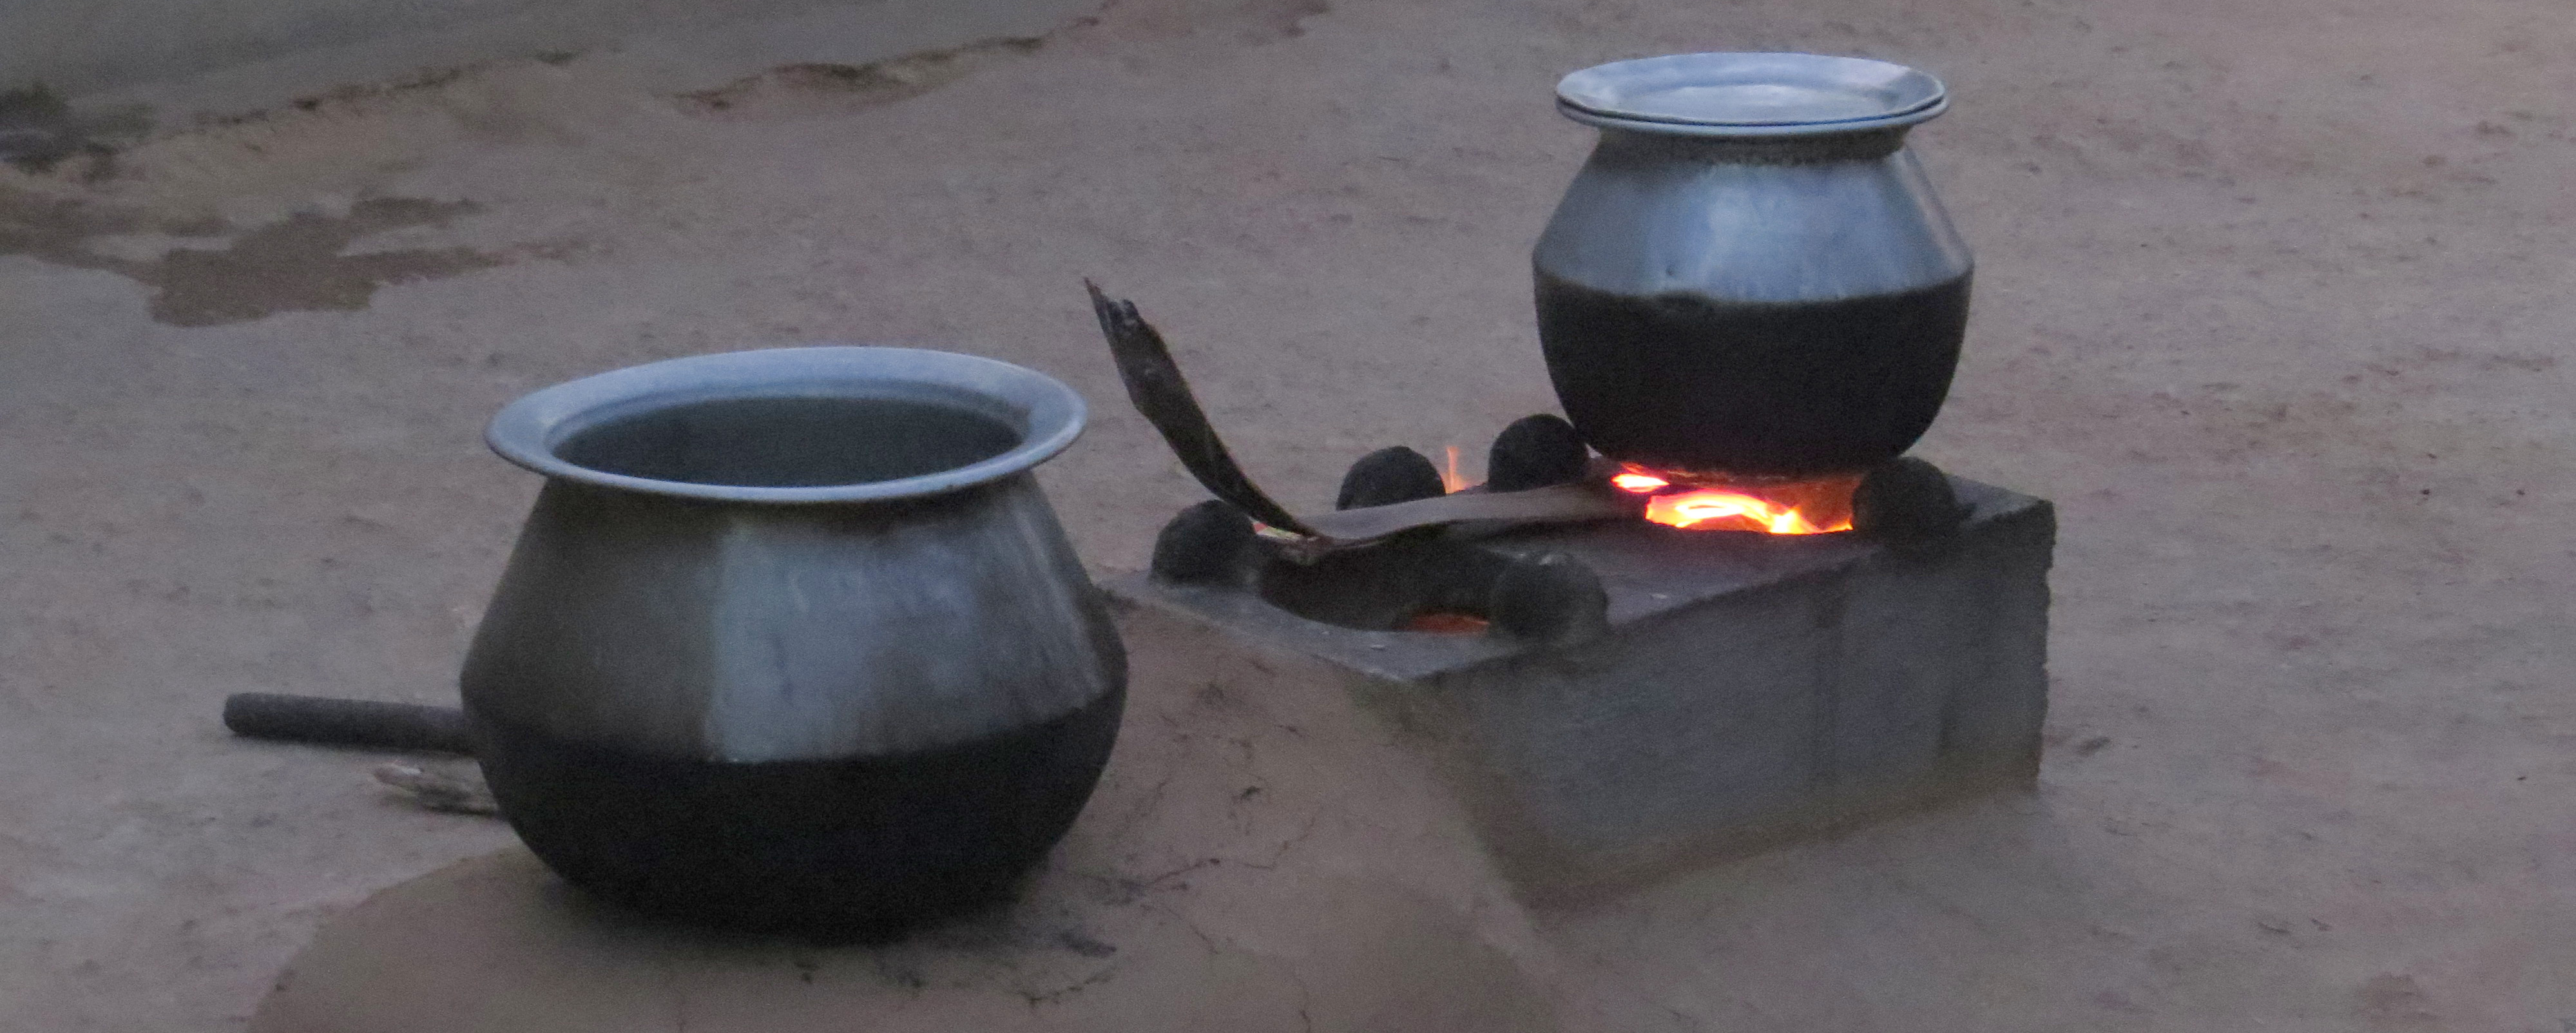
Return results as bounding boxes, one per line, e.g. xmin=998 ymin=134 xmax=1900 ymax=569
xmin=474 ymin=686 xmax=1124 ymax=941
xmin=1536 ymin=271 xmax=1972 ymax=477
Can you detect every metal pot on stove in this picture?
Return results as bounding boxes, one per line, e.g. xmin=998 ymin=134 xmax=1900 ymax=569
xmin=1534 ymin=52 xmax=1974 ymax=479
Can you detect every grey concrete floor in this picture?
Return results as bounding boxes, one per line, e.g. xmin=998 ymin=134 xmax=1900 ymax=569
xmin=2 ymin=0 xmax=2571 ymax=1028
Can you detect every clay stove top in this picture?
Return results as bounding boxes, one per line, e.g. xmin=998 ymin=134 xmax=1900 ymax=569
xmin=1114 ymin=476 xmax=2043 ymax=684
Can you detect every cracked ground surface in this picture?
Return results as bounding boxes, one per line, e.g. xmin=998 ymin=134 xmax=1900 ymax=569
xmin=2 ymin=0 xmax=2572 ymax=1027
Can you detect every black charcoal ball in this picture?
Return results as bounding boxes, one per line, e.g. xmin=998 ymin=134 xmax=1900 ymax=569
xmin=1150 ymin=500 xmax=1255 ymax=584
xmin=1336 ymin=446 xmax=1448 ymax=510
xmin=1852 ymin=457 xmax=1968 ymax=552
xmin=1487 ymin=551 xmax=1609 ymax=646
xmin=1485 ymin=414 xmax=1591 ymax=493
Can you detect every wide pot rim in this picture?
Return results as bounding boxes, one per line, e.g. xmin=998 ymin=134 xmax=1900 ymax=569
xmin=485 ymin=345 xmax=1088 ymax=504
xmin=1555 ymin=52 xmax=1948 ymax=139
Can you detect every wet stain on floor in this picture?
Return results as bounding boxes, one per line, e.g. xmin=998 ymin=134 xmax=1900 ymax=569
xmin=0 ymin=83 xmax=150 ymax=180
xmin=0 ymin=189 xmax=506 ymax=326
xmin=146 ymin=198 xmax=503 ymax=327
xmin=672 ymin=37 xmax=1046 ymax=119
xmin=1237 ymin=0 xmax=1330 ymax=44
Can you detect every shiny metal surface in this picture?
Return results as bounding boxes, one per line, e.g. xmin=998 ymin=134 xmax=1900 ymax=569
xmin=1555 ymin=52 xmax=1946 ymax=137
xmin=485 ymin=345 xmax=1088 ymax=505
xmin=461 ymin=347 xmax=1126 ymax=764
xmin=1532 ymin=53 xmax=1975 ymax=476
xmin=1534 ymin=128 xmax=1970 ymax=304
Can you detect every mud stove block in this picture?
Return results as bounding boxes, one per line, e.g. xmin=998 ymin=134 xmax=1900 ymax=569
xmin=1105 ymin=476 xmax=2053 ymax=903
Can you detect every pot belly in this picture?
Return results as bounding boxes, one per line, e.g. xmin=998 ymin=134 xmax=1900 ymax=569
xmin=472 ymin=683 xmax=1124 ymax=940
xmin=1537 ymin=269 xmax=1970 ymax=478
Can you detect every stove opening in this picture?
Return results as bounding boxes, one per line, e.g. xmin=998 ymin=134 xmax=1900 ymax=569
xmin=1258 ymin=540 xmax=1513 ymax=633
xmin=1609 ymin=465 xmax=1860 ymax=534
xmin=1400 ymin=610 xmax=1492 ymax=634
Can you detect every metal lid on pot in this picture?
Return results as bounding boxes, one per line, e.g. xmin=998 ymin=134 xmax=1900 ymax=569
xmin=1556 ymin=52 xmax=1946 ymax=137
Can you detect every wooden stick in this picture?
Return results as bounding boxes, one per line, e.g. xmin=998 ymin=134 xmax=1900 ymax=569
xmin=1298 ymin=481 xmax=1637 ymax=542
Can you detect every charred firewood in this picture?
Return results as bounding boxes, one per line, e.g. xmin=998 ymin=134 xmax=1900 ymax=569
xmin=1487 ymin=551 xmax=1610 ymax=646
xmin=1297 ymin=481 xmax=1638 ymax=550
xmin=1149 ymin=499 xmax=1257 ymax=586
xmin=1087 ymin=282 xmax=1636 ymax=557
xmin=1485 ymin=414 xmax=1591 ymax=493
xmin=1086 ymin=281 xmax=1316 ymax=536
xmin=374 ymin=763 xmax=500 ymax=815
xmin=1337 ymin=447 xmax=1447 ymax=510
xmin=1852 ymin=456 xmax=1969 ymax=554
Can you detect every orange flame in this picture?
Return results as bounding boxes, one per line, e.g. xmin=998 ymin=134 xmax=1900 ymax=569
xmin=1439 ymin=446 xmax=1472 ymax=494
xmin=1644 ymin=491 xmax=1845 ymax=534
xmin=1611 ymin=465 xmax=1856 ymax=534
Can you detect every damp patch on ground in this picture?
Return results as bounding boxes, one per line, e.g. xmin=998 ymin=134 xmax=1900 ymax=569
xmin=672 ymin=37 xmax=1048 ymax=119
xmin=0 ymin=84 xmax=151 ymax=180
xmin=0 ymin=190 xmax=514 ymax=326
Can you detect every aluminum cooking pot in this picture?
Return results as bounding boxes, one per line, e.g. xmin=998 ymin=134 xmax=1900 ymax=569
xmin=1534 ymin=52 xmax=1974 ymax=478
xmin=460 ymin=346 xmax=1126 ymax=938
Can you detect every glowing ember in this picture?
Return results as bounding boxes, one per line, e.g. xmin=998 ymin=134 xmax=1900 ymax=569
xmin=1401 ymin=610 xmax=1491 ymax=633
xmin=1645 ymin=491 xmax=1843 ymax=533
xmin=1611 ymin=465 xmax=1857 ymax=534
xmin=1440 ymin=445 xmax=1473 ymax=494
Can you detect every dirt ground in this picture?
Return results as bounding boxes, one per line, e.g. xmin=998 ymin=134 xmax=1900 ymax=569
xmin=1 ymin=0 xmax=2570 ymax=1028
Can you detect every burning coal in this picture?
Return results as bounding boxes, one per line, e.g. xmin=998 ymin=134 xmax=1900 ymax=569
xmin=1610 ymin=466 xmax=1858 ymax=534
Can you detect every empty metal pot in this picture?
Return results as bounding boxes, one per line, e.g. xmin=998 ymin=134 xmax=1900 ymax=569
xmin=460 ymin=346 xmax=1126 ymax=938
xmin=1534 ymin=52 xmax=1974 ymax=478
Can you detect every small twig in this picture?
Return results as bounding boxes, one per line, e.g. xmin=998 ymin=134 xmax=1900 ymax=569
xmin=374 ymin=764 xmax=499 ymax=815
